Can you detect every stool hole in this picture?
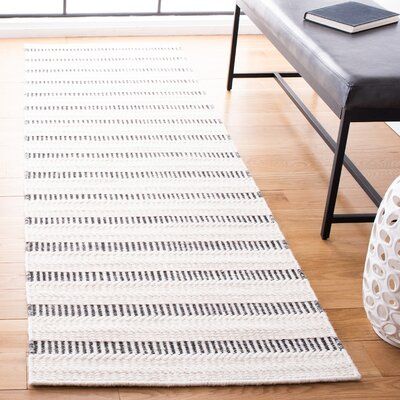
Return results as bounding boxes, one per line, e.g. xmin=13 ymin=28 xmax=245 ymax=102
xmin=365 ymin=295 xmax=374 ymax=307
xmin=387 ymin=213 xmax=399 ymax=227
xmin=377 ymin=304 xmax=388 ymax=320
xmin=377 ymin=244 xmax=386 ymax=261
xmin=383 ymin=323 xmax=396 ymax=335
xmin=373 ymin=264 xmax=385 ymax=278
xmin=395 ymin=240 xmax=400 ymax=257
xmin=388 ymin=258 xmax=400 ymax=271
xmin=392 ymin=313 xmax=400 ymax=324
xmin=379 ymin=229 xmax=391 ymax=244
xmin=383 ymin=292 xmax=398 ymax=309
xmin=372 ymin=279 xmax=380 ymax=295
xmin=369 ymin=243 xmax=375 ymax=254
xmin=388 ymin=274 xmax=399 ymax=292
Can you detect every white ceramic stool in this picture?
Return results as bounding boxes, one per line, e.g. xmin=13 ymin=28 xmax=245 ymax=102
xmin=363 ymin=176 xmax=400 ymax=347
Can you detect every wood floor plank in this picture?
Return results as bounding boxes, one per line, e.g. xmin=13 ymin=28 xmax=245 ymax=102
xmin=0 ymin=353 xmax=26 ymax=389
xmin=0 ymin=389 xmax=120 ymax=399
xmin=0 ymin=289 xmax=27 ymax=319
xmin=0 ymin=83 xmax=23 ymax=118
xmin=0 ymin=263 xmax=25 ymax=276
xmin=119 ymin=377 xmax=400 ymax=400
xmin=364 ymin=341 xmax=400 ymax=377
xmin=328 ymin=309 xmax=376 ymax=342
xmin=0 ymin=273 xmax=25 ymax=290
xmin=0 ymin=197 xmax=24 ymax=215
xmin=343 ymin=341 xmax=381 ymax=378
xmin=254 ymin=169 xmax=398 ymax=193
xmin=266 ymin=188 xmax=378 ymax=213
xmin=0 ymin=320 xmax=27 ymax=353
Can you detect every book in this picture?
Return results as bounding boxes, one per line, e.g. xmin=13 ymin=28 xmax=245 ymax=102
xmin=304 ymin=1 xmax=399 ymax=33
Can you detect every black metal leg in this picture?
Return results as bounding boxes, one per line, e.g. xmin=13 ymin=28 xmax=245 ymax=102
xmin=225 ymin=33 xmax=384 ymax=239
xmin=321 ymin=113 xmax=351 ymax=239
xmin=227 ymin=5 xmax=240 ymax=91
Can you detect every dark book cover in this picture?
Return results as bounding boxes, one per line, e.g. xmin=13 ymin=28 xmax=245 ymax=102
xmin=305 ymin=1 xmax=398 ymax=27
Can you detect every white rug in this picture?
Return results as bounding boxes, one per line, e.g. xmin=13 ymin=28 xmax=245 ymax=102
xmin=24 ymin=44 xmax=360 ymax=386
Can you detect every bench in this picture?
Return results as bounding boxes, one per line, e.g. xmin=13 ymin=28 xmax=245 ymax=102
xmin=227 ymin=0 xmax=400 ymax=239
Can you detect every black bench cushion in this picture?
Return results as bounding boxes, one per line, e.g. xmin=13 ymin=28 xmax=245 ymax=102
xmin=238 ymin=0 xmax=400 ymax=117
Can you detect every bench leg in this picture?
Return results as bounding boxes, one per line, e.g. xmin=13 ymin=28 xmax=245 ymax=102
xmin=227 ymin=5 xmax=241 ymax=91
xmin=321 ymin=113 xmax=351 ymax=239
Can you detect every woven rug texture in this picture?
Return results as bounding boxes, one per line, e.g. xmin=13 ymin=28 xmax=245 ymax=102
xmin=24 ymin=44 xmax=360 ymax=386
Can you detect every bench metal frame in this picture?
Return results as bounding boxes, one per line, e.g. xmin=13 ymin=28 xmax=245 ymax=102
xmin=228 ymin=4 xmax=400 ymax=239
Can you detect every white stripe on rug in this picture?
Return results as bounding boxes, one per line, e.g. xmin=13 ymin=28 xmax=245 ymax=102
xmin=24 ymin=43 xmax=360 ymax=386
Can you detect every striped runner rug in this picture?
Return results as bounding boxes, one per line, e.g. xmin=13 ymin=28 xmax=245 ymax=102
xmin=24 ymin=44 xmax=360 ymax=386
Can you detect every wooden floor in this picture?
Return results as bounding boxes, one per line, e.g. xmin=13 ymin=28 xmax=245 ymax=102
xmin=0 ymin=34 xmax=399 ymax=399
